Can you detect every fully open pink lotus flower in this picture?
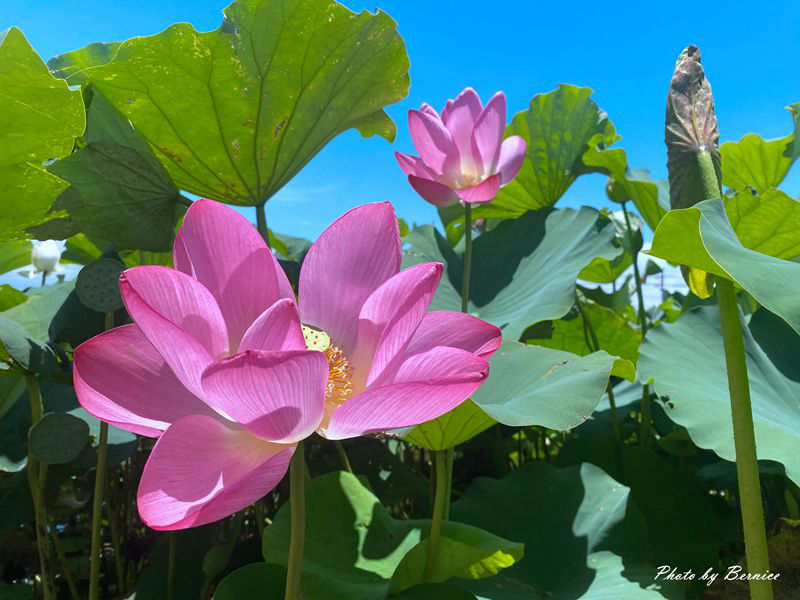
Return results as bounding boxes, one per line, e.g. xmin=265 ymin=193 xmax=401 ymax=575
xmin=395 ymin=87 xmax=526 ymax=206
xmin=74 ymin=199 xmax=500 ymax=530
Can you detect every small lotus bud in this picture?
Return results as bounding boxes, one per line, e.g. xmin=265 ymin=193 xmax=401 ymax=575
xmin=605 ymin=177 xmax=629 ymax=203
xmin=31 ymin=240 xmax=62 ymax=274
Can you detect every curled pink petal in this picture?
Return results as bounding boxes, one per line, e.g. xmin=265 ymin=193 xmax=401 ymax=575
xmin=239 ymin=298 xmax=306 ymax=352
xmin=497 ymin=136 xmax=527 ymax=185
xmin=471 ymin=92 xmax=507 ymax=175
xmin=201 ymin=350 xmax=328 ymax=444
xmin=74 ymin=325 xmax=216 ymax=437
xmin=354 ymin=262 xmax=443 ymax=388
xmin=408 ymin=109 xmax=460 ymax=178
xmin=324 ymin=347 xmax=489 ymax=439
xmin=456 ymin=173 xmax=501 ymax=205
xmin=407 ymin=175 xmax=459 ymax=207
xmin=299 ymin=202 xmax=400 ymax=355
xmin=174 ymin=199 xmax=293 ymax=350
xmin=394 ymin=152 xmax=437 ymax=180
xmin=137 ymin=415 xmax=292 ymax=530
xmin=404 ymin=311 xmax=502 ymax=359
xmin=119 ymin=266 xmax=228 ymax=397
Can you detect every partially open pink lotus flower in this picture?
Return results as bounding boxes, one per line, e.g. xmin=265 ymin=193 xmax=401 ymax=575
xmin=395 ymin=87 xmax=526 ymax=206
xmin=74 ymin=199 xmax=500 ymax=530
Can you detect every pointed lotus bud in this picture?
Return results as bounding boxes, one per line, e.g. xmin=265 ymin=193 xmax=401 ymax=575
xmin=665 ymin=45 xmax=722 ymax=210
xmin=31 ymin=240 xmax=62 ymax=274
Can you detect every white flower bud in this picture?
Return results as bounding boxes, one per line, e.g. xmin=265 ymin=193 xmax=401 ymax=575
xmin=31 ymin=240 xmax=62 ymax=274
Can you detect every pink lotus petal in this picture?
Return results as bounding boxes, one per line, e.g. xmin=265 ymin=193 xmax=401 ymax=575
xmin=137 ymin=415 xmax=292 ymax=530
xmin=74 ymin=325 xmax=216 ymax=437
xmin=324 ymin=347 xmax=489 ymax=439
xmin=408 ymin=109 xmax=460 ymax=178
xmin=120 ymin=267 xmax=228 ymax=398
xmin=239 ymin=298 xmax=306 ymax=352
xmin=455 ymin=173 xmax=501 ymax=205
xmin=299 ymin=203 xmax=400 ymax=355
xmin=394 ymin=152 xmax=437 ymax=180
xmin=497 ymin=136 xmax=527 ymax=185
xmin=441 ymin=87 xmax=483 ymax=173
xmin=201 ymin=350 xmax=328 ymax=444
xmin=404 ymin=311 xmax=502 ymax=359
xmin=353 ymin=262 xmax=443 ymax=388
xmin=471 ymin=92 xmax=507 ymax=175
xmin=420 ymin=103 xmax=442 ymax=121
xmin=174 ymin=199 xmax=293 ymax=350
xmin=407 ymin=175 xmax=459 ymax=207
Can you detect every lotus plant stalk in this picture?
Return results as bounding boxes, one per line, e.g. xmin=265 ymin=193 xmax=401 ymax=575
xmin=666 ymin=46 xmax=772 ymax=600
xmin=285 ymin=442 xmax=306 ymax=600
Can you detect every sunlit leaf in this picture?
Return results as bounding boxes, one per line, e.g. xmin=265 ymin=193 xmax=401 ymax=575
xmin=648 ymin=198 xmax=800 ymax=334
xmin=404 ymin=400 xmax=496 ymax=451
xmin=721 ymin=103 xmax=800 ymax=193
xmin=57 ymin=0 xmax=409 ymax=205
xmin=474 ymin=85 xmax=617 ymax=219
xmin=725 ymin=188 xmax=800 ymax=260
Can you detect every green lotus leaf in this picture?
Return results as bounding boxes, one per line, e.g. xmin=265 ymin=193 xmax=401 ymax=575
xmin=725 ymin=188 xmax=800 ymax=260
xmin=473 ymin=85 xmax=617 ymax=219
xmin=721 ymin=103 xmax=800 ymax=193
xmin=404 ymin=207 xmax=620 ymax=340
xmin=451 ymin=461 xmax=681 ymax=599
xmin=212 ymin=563 xmax=286 ymax=600
xmin=57 ymin=0 xmax=409 ymax=206
xmin=639 ymin=306 xmax=800 ymax=486
xmin=648 ymin=198 xmax=800 ymax=334
xmin=0 ymin=27 xmax=85 ymax=240
xmin=404 ymin=400 xmax=496 ymax=451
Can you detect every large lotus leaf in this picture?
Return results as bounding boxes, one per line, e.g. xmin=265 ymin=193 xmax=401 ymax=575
xmin=0 ymin=315 xmax=59 ymax=375
xmin=721 ymin=103 xmax=800 ymax=193
xmin=578 ymin=210 xmax=642 ymax=284
xmin=0 ymin=286 xmax=27 ymax=312
xmin=648 ymin=198 xmax=800 ymax=334
xmin=47 ymin=41 xmax=121 ymax=81
xmin=213 ymin=563 xmax=286 ymax=600
xmin=638 ymin=306 xmax=800 ymax=486
xmin=471 ymin=342 xmax=619 ymax=429
xmin=582 ymin=144 xmax=670 ymax=231
xmin=263 ymin=471 xmax=519 ymax=599
xmin=473 ymin=85 xmax=616 ymax=219
xmin=0 ymin=28 xmax=85 ymax=240
xmin=450 ymin=461 xmax=680 ymax=599
xmin=0 ymin=241 xmax=32 ymax=276
xmin=556 ymin=436 xmax=724 ymax=575
xmin=2 ymin=282 xmax=73 ymax=341
xmin=724 ymin=188 xmax=800 ymax=260
xmin=404 ymin=207 xmax=620 ymax=340
xmin=394 ymin=583 xmax=476 ymax=599
xmin=526 ymin=303 xmax=640 ymax=380
xmin=404 ymin=400 xmax=496 ymax=451
xmin=58 ymin=0 xmax=409 ymax=205
xmin=40 ymin=91 xmax=182 ymax=251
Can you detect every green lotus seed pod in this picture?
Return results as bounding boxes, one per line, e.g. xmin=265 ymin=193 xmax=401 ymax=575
xmin=76 ymin=258 xmax=125 ymax=312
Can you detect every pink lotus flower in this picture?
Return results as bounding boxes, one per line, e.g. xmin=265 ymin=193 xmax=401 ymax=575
xmin=395 ymin=87 xmax=526 ymax=207
xmin=74 ymin=200 xmax=500 ymax=530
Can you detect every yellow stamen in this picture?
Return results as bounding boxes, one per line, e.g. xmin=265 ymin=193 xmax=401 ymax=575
xmin=302 ymin=324 xmax=354 ymax=409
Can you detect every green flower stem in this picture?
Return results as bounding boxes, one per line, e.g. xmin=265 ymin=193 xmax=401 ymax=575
xmin=443 ymin=447 xmax=454 ymax=520
xmin=620 ymin=201 xmax=651 ymax=446
xmin=89 ymin=311 xmax=114 ymax=600
xmin=49 ymin=518 xmax=79 ymax=600
xmin=254 ymin=499 xmax=266 ymax=538
xmin=715 ymin=278 xmax=773 ymax=599
xmin=576 ymin=297 xmax=621 ymax=441
xmin=424 ymin=450 xmax=448 ymax=582
xmin=334 ymin=440 xmax=353 ymax=473
xmin=167 ymin=532 xmax=176 ymax=600
xmin=461 ymin=203 xmax=473 ymax=313
xmin=256 ymin=202 xmax=271 ymax=249
xmin=284 ymin=441 xmax=306 ymax=600
xmin=25 ymin=373 xmax=53 ymax=600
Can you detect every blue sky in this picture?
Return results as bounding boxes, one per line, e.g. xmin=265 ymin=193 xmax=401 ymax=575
xmin=4 ymin=0 xmax=800 ymax=240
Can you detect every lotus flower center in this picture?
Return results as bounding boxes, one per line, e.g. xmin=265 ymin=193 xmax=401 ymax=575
xmin=302 ymin=325 xmax=354 ymax=408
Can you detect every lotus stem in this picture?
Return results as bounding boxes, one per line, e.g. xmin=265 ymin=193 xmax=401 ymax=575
xmin=715 ymin=278 xmax=773 ymax=599
xmin=284 ymin=441 xmax=306 ymax=600
xmin=461 ymin=203 xmax=473 ymax=313
xmin=620 ymin=201 xmax=652 ymax=446
xmin=256 ymin=202 xmax=271 ymax=249
xmin=576 ymin=297 xmax=621 ymax=441
xmin=25 ymin=374 xmax=53 ymax=600
xmin=49 ymin=518 xmax=80 ymax=600
xmin=424 ymin=450 xmax=448 ymax=582
xmin=334 ymin=440 xmax=353 ymax=473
